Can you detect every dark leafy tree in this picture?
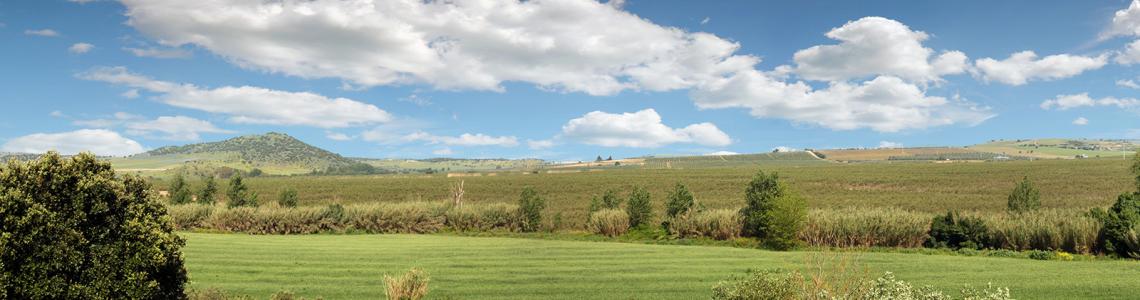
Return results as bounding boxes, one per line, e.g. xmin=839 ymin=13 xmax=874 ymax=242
xmin=226 ymin=172 xmax=258 ymax=208
xmin=626 ymin=185 xmax=654 ymax=228
xmin=739 ymin=170 xmax=807 ymax=250
xmin=198 ymin=176 xmax=217 ymax=204
xmin=0 ymin=151 xmax=188 ymax=299
xmin=169 ymin=173 xmax=193 ymax=205
xmin=248 ymin=168 xmax=263 ymax=178
xmin=1091 ymin=150 xmax=1140 ymax=258
xmin=925 ymin=211 xmax=989 ymax=250
xmin=602 ymin=188 xmax=623 ymax=209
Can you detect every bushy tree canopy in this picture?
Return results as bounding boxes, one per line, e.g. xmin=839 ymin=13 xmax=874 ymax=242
xmin=0 ymin=151 xmax=188 ymax=299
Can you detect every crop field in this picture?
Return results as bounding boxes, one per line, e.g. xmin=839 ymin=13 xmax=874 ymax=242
xmin=180 ymin=233 xmax=1140 ymax=300
xmin=887 ymin=151 xmax=1030 ymax=161
xmin=154 ymin=158 xmax=1133 ymax=225
xmin=968 ymin=139 xmax=1138 ymax=159
xmin=816 ymin=147 xmax=975 ymax=161
xmin=360 ymin=158 xmax=549 ymax=171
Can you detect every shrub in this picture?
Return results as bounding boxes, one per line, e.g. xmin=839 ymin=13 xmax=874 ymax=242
xmin=1091 ymin=192 xmax=1140 ymax=258
xmin=926 ymin=211 xmax=989 ymax=250
xmin=384 ymin=268 xmax=430 ymax=300
xmin=170 ymin=173 xmax=194 ymax=205
xmin=626 ymin=185 xmax=654 ymax=228
xmin=711 ymin=269 xmax=797 ymax=300
xmin=1007 ymin=176 xmax=1041 ymax=214
xmin=669 ymin=209 xmax=742 ymax=240
xmin=665 ymin=180 xmax=697 ymax=218
xmin=1026 ymin=249 xmax=1053 ymax=260
xmin=602 ymin=188 xmax=623 ymax=209
xmin=587 ymin=209 xmax=630 ymax=237
xmin=198 ymin=175 xmax=218 ymax=204
xmin=986 ymin=249 xmax=1020 ymax=258
xmin=277 ymin=187 xmax=299 ymax=207
xmin=517 ymin=186 xmax=546 ymax=232
xmin=0 ymin=151 xmax=188 ymax=299
xmin=226 ymin=172 xmax=258 ymax=208
xmin=739 ymin=170 xmax=807 ymax=251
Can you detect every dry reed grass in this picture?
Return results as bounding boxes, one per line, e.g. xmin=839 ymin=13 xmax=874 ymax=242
xmin=970 ymin=208 xmax=1101 ymax=254
xmin=587 ymin=209 xmax=629 ymax=237
xmin=669 ymin=209 xmax=743 ymax=240
xmin=383 ymin=269 xmax=430 ymax=300
xmin=445 ymin=203 xmax=526 ymax=232
xmin=799 ymin=207 xmax=932 ymax=248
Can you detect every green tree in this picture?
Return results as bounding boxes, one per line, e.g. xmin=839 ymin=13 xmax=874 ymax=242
xmin=665 ymin=180 xmax=696 ymax=218
xmin=169 ymin=173 xmax=193 ymax=205
xmin=1007 ymin=176 xmax=1041 ymax=213
xmin=0 ymin=151 xmax=188 ymax=299
xmin=626 ymin=185 xmax=654 ymax=228
xmin=739 ymin=170 xmax=807 ymax=250
xmin=198 ymin=176 xmax=217 ymax=204
xmin=277 ymin=187 xmax=299 ymax=208
xmin=1091 ymin=149 xmax=1140 ymax=258
xmin=226 ymin=172 xmax=258 ymax=208
xmin=248 ymin=168 xmax=263 ymax=178
xmin=517 ymin=186 xmax=546 ymax=232
xmin=602 ymin=188 xmax=623 ymax=209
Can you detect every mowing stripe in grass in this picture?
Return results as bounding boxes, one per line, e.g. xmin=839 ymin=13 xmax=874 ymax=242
xmin=182 ymin=233 xmax=1140 ymax=300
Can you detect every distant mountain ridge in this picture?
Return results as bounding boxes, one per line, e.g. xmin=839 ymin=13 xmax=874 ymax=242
xmin=134 ymin=132 xmax=354 ymax=168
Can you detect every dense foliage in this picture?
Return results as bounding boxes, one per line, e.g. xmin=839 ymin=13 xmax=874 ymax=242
xmin=226 ymin=172 xmax=258 ymax=208
xmin=665 ymin=180 xmax=696 ymax=218
xmin=625 ymin=185 xmax=654 ymax=228
xmin=0 ymin=152 xmax=187 ymax=299
xmin=1007 ymin=176 xmax=1041 ymax=213
xmin=926 ymin=211 xmax=989 ymax=250
xmin=199 ymin=175 xmax=218 ymax=204
xmin=739 ymin=170 xmax=807 ymax=250
xmin=277 ymin=187 xmax=299 ymax=207
xmin=170 ymin=173 xmax=194 ymax=205
xmin=517 ymin=186 xmax=546 ymax=231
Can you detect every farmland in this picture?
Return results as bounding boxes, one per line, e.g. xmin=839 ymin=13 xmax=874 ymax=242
xmin=154 ymin=158 xmax=1133 ymax=225
xmin=180 ymin=233 xmax=1140 ymax=300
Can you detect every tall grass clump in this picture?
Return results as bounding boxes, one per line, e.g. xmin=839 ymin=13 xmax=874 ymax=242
xmin=445 ymin=203 xmax=526 ymax=232
xmin=588 ymin=209 xmax=630 ymax=237
xmin=383 ymin=269 xmax=430 ymax=300
xmin=799 ymin=207 xmax=932 ymax=248
xmin=980 ymin=208 xmax=1101 ymax=254
xmin=346 ymin=202 xmax=449 ymax=234
xmin=168 ymin=203 xmax=219 ymax=230
xmin=669 ymin=209 xmax=742 ymax=240
xmin=207 ymin=204 xmax=334 ymax=234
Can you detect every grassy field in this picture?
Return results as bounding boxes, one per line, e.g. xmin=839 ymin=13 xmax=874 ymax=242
xmin=155 ymin=158 xmax=1134 ymax=227
xmin=180 ymin=233 xmax=1140 ymax=300
xmin=968 ymin=139 xmax=1137 ymax=159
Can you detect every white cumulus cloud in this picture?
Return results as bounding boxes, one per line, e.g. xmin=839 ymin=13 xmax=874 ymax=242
xmin=556 ymin=109 xmax=731 ymax=148
xmin=975 ymin=51 xmax=1108 ymax=86
xmin=123 ymin=116 xmax=235 ymax=141
xmin=1 ymin=129 xmax=147 ymax=156
xmin=402 ymin=132 xmax=519 ymax=147
xmin=1118 ymin=79 xmax=1140 ymax=89
xmin=1102 ymin=0 xmax=1140 ymax=40
xmin=703 ymin=150 xmax=738 ymax=156
xmin=1073 ymin=117 xmax=1089 ymax=125
xmin=1040 ymin=93 xmax=1140 ymax=110
xmin=791 ymin=17 xmax=968 ymax=84
xmin=326 ymin=131 xmax=353 ymax=141
xmin=111 ymin=0 xmax=759 ymax=95
xmin=879 ymin=141 xmax=903 ymax=148
xmin=69 ymin=43 xmax=96 ymax=53
xmin=772 ymin=146 xmax=796 ymax=152
xmin=25 ymin=29 xmax=59 ymax=36
xmin=78 ymin=66 xmax=392 ymax=128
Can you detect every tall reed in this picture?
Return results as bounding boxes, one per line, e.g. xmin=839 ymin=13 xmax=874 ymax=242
xmin=167 ymin=203 xmax=217 ymax=230
xmin=972 ymin=208 xmax=1101 ymax=254
xmin=445 ymin=203 xmax=526 ymax=232
xmin=799 ymin=207 xmax=932 ymax=248
xmin=669 ymin=209 xmax=743 ymax=240
xmin=345 ymin=202 xmax=448 ymax=234
xmin=587 ymin=209 xmax=630 ymax=237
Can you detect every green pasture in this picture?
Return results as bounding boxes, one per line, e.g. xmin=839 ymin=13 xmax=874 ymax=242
xmin=181 ymin=233 xmax=1140 ymax=300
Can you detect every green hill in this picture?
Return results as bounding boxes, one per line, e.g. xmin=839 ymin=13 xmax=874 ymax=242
xmin=115 ymin=132 xmax=355 ymax=178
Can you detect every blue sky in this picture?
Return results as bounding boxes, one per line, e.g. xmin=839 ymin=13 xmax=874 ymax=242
xmin=3 ymin=0 xmax=1140 ymax=161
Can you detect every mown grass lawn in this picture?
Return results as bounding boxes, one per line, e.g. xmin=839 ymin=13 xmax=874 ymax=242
xmin=182 ymin=233 xmax=1140 ymax=300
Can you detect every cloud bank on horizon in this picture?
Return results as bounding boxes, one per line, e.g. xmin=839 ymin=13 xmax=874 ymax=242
xmin=3 ymin=0 xmax=1139 ymax=159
